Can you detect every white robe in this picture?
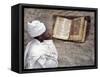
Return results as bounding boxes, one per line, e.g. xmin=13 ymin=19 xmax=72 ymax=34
xmin=24 ymin=39 xmax=58 ymax=69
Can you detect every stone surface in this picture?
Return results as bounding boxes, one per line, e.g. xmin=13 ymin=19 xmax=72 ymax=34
xmin=24 ymin=8 xmax=95 ymax=67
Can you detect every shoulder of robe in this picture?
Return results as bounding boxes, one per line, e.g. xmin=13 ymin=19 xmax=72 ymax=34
xmin=28 ymin=40 xmax=46 ymax=57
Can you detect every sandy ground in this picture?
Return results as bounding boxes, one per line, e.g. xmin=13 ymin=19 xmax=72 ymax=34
xmin=24 ymin=8 xmax=95 ymax=67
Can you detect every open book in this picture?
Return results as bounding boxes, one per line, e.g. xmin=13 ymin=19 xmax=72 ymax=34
xmin=53 ymin=16 xmax=88 ymax=42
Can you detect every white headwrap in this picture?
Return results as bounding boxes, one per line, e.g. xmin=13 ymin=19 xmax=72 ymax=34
xmin=27 ymin=20 xmax=46 ymax=37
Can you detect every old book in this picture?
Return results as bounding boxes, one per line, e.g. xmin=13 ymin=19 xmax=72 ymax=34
xmin=53 ymin=16 xmax=87 ymax=42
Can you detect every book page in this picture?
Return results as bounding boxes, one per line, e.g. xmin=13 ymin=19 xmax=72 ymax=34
xmin=53 ymin=17 xmax=72 ymax=40
xmin=69 ymin=17 xmax=85 ymax=41
xmin=81 ymin=20 xmax=87 ymax=42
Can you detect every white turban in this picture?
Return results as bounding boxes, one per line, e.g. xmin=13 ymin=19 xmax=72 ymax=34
xmin=27 ymin=20 xmax=46 ymax=37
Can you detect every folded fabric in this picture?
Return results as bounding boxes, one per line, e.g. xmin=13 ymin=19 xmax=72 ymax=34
xmin=24 ymin=39 xmax=58 ymax=69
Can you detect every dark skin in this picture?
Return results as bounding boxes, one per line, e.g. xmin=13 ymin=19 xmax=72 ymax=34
xmin=34 ymin=29 xmax=52 ymax=42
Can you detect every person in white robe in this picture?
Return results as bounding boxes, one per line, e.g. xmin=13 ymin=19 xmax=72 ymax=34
xmin=24 ymin=20 xmax=58 ymax=69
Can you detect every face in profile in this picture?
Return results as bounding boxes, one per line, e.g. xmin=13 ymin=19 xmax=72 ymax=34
xmin=35 ymin=29 xmax=52 ymax=42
